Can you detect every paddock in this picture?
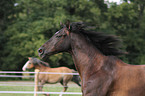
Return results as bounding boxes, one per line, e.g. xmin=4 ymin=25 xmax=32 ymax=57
xmin=0 ymin=71 xmax=82 ymax=96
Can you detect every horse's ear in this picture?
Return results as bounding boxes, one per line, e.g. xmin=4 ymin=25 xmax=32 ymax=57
xmin=60 ymin=22 xmax=64 ymax=28
xmin=66 ymin=20 xmax=70 ymax=30
xmin=65 ymin=20 xmax=70 ymax=36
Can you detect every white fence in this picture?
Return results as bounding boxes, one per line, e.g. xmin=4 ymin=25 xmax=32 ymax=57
xmin=0 ymin=70 xmax=82 ymax=96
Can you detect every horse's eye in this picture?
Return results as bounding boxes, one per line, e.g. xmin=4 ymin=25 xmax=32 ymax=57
xmin=39 ymin=49 xmax=43 ymax=53
xmin=56 ymin=35 xmax=62 ymax=38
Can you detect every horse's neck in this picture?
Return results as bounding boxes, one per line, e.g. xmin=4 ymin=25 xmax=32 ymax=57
xmin=70 ymin=33 xmax=106 ymax=77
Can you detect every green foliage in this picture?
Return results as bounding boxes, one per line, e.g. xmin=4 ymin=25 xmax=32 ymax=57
xmin=0 ymin=0 xmax=145 ymax=71
xmin=103 ymin=2 xmax=145 ymax=64
xmin=0 ymin=0 xmax=17 ymax=70
xmin=2 ymin=20 xmax=46 ymax=70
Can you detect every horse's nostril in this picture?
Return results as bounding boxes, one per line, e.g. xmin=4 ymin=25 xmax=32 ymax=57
xmin=38 ymin=49 xmax=43 ymax=53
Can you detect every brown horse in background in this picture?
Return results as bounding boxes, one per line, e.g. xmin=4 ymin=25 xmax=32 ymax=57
xmin=38 ymin=22 xmax=145 ymax=96
xmin=22 ymin=57 xmax=81 ymax=96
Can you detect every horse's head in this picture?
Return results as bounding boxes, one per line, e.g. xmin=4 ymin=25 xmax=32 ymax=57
xmin=38 ymin=23 xmax=71 ymax=59
xmin=22 ymin=57 xmax=37 ymax=71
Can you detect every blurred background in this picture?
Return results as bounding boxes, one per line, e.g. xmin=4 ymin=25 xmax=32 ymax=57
xmin=0 ymin=0 xmax=145 ymax=71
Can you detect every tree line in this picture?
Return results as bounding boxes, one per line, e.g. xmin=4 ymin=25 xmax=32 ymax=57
xmin=0 ymin=0 xmax=145 ymax=71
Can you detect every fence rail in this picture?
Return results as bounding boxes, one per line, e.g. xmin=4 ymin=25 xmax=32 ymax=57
xmin=0 ymin=75 xmax=34 ymax=78
xmin=0 ymin=70 xmax=82 ymax=96
xmin=0 ymin=91 xmax=82 ymax=95
xmin=0 ymin=71 xmax=79 ymax=75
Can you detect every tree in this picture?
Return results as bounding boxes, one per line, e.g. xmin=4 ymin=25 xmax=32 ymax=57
xmin=103 ymin=2 xmax=145 ymax=64
xmin=1 ymin=0 xmax=107 ymax=70
xmin=1 ymin=0 xmax=145 ymax=71
xmin=0 ymin=0 xmax=17 ymax=70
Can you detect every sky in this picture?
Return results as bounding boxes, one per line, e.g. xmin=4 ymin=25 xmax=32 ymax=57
xmin=105 ymin=0 xmax=124 ymax=4
xmin=108 ymin=0 xmax=121 ymax=2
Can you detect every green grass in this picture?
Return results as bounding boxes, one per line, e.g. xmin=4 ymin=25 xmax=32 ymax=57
xmin=0 ymin=81 xmax=82 ymax=96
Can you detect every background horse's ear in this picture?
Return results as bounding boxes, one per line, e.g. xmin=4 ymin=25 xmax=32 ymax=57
xmin=66 ymin=20 xmax=70 ymax=30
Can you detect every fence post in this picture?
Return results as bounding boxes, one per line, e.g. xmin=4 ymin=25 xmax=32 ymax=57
xmin=34 ymin=69 xmax=40 ymax=96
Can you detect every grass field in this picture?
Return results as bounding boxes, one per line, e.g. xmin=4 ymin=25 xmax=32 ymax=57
xmin=0 ymin=81 xmax=82 ymax=96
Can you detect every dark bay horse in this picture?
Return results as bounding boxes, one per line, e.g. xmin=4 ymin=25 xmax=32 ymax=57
xmin=38 ymin=22 xmax=145 ymax=96
xmin=22 ymin=57 xmax=81 ymax=96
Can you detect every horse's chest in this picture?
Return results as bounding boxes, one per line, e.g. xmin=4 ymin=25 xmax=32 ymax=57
xmin=82 ymin=79 xmax=107 ymax=96
xmin=81 ymin=71 xmax=114 ymax=96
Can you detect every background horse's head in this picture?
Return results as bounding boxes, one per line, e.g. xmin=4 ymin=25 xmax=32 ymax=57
xmin=22 ymin=57 xmax=50 ymax=71
xmin=38 ymin=22 xmax=73 ymax=59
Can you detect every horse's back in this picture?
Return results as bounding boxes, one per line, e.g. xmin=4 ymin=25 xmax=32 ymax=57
xmin=56 ymin=67 xmax=73 ymax=82
xmin=39 ymin=67 xmax=73 ymax=83
xmin=109 ymin=65 xmax=145 ymax=96
xmin=58 ymin=67 xmax=73 ymax=73
xmin=45 ymin=67 xmax=73 ymax=74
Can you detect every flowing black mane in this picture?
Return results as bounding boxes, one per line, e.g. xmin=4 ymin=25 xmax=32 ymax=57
xmin=69 ymin=22 xmax=124 ymax=56
xmin=31 ymin=57 xmax=50 ymax=67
